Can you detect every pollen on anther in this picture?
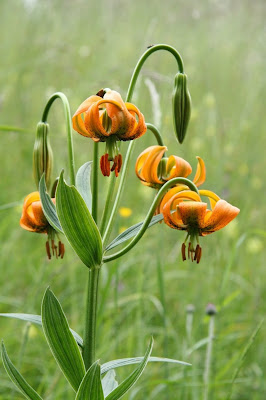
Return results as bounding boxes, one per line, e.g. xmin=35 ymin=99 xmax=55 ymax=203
xmin=100 ymin=153 xmax=111 ymax=177
xmin=196 ymin=246 xmax=202 ymax=264
xmin=46 ymin=241 xmax=51 ymax=260
xmin=59 ymin=242 xmax=65 ymax=259
xmin=194 ymin=244 xmax=200 ymax=261
xmin=181 ymin=243 xmax=186 ymax=261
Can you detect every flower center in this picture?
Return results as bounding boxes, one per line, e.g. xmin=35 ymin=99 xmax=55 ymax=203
xmin=181 ymin=232 xmax=202 ymax=263
xmin=46 ymin=228 xmax=65 ymax=260
xmin=100 ymin=137 xmax=123 ymax=177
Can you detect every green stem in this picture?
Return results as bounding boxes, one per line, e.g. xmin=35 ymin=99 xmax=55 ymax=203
xmin=41 ymin=92 xmax=75 ymax=186
xmin=126 ymin=44 xmax=184 ymax=102
xmin=102 ymin=44 xmax=183 ymax=244
xmin=203 ymin=315 xmax=215 ymax=400
xmin=102 ymin=145 xmax=132 ymax=246
xmin=91 ymin=142 xmax=99 ymax=223
xmin=100 ymin=173 xmax=116 ymax=235
xmin=146 ymin=123 xmax=165 ymax=146
xmin=83 ymin=266 xmax=101 ymax=370
xmin=103 ymin=177 xmax=198 ymax=262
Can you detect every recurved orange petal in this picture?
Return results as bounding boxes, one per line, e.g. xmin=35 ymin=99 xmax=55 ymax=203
xmin=72 ymin=95 xmax=102 ymax=137
xmin=159 ymin=184 xmax=192 ymax=213
xmin=103 ymin=91 xmax=136 ymax=137
xmin=202 ymin=199 xmax=240 ymax=233
xmin=125 ymin=103 xmax=147 ymax=140
xmin=20 ymin=192 xmax=50 ymax=233
xmin=193 ymin=157 xmax=206 ymax=187
xmin=166 ymin=155 xmax=192 ymax=180
xmin=135 ymin=146 xmax=166 ymax=186
xmin=199 ymin=190 xmax=220 ymax=210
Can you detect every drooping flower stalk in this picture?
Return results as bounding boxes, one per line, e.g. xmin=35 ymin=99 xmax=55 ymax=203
xmin=42 ymin=92 xmax=75 ymax=186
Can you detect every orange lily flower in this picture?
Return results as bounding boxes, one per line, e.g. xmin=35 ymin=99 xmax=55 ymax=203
xmin=162 ymin=189 xmax=240 ymax=263
xmin=20 ymin=191 xmax=64 ymax=259
xmin=135 ymin=145 xmax=206 ymax=189
xmin=72 ymin=89 xmax=147 ymax=177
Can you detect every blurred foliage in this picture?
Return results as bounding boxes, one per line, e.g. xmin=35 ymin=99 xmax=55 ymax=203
xmin=0 ymin=0 xmax=265 ymax=399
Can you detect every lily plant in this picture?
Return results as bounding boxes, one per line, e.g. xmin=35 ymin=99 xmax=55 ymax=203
xmin=1 ymin=44 xmax=239 ymax=399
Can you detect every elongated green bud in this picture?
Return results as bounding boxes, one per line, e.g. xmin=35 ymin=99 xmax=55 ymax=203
xmin=33 ymin=122 xmax=53 ymax=190
xmin=172 ymin=72 xmax=192 ymax=144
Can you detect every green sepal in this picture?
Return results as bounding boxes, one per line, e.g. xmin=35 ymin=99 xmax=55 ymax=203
xmin=33 ymin=122 xmax=53 ymax=190
xmin=172 ymin=72 xmax=191 ymax=143
xmin=39 ymin=174 xmax=62 ymax=233
xmin=75 ymin=361 xmax=104 ymax=400
xmin=41 ymin=288 xmax=85 ymax=391
xmin=105 ymin=338 xmax=153 ymax=400
xmin=1 ymin=342 xmax=43 ymax=400
xmin=56 ymin=171 xmax=103 ymax=269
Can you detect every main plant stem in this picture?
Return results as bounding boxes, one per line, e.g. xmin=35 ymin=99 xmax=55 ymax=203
xmin=83 ymin=266 xmax=100 ymax=369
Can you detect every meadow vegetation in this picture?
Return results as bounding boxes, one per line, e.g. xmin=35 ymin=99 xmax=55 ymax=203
xmin=0 ymin=0 xmax=265 ymax=398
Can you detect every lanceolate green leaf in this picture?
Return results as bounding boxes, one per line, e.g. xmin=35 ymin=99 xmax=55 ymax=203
xmin=41 ymin=288 xmax=85 ymax=391
xmin=56 ymin=172 xmax=103 ymax=268
xmin=76 ymin=161 xmax=93 ymax=213
xmin=39 ymin=174 xmax=62 ymax=233
xmin=105 ymin=214 xmax=164 ymax=252
xmin=101 ymin=356 xmax=191 ymax=374
xmin=105 ymin=338 xmax=153 ymax=400
xmin=1 ymin=342 xmax=43 ymax=400
xmin=101 ymin=370 xmax=118 ymax=397
xmin=0 ymin=313 xmax=83 ymax=349
xmin=75 ymin=361 xmax=104 ymax=400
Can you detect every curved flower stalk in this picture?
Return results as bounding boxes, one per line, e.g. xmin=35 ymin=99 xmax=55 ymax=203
xmin=20 ymin=191 xmax=64 ymax=259
xmin=135 ymin=145 xmax=206 ymax=189
xmin=72 ymin=89 xmax=147 ymax=177
xmin=162 ymin=189 xmax=240 ymax=263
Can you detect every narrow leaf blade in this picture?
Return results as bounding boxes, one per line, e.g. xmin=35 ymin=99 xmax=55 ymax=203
xmin=101 ymin=356 xmax=191 ymax=374
xmin=56 ymin=172 xmax=103 ymax=268
xmin=105 ymin=214 xmax=163 ymax=252
xmin=41 ymin=288 xmax=85 ymax=391
xmin=102 ymin=370 xmax=118 ymax=397
xmin=106 ymin=338 xmax=153 ymax=400
xmin=75 ymin=361 xmax=104 ymax=400
xmin=39 ymin=174 xmax=62 ymax=233
xmin=76 ymin=161 xmax=93 ymax=212
xmin=0 ymin=313 xmax=83 ymax=348
xmin=1 ymin=342 xmax=43 ymax=400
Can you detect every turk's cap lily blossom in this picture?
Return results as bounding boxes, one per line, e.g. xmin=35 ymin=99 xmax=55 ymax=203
xmin=162 ymin=189 xmax=240 ymax=263
xmin=20 ymin=191 xmax=64 ymax=259
xmin=135 ymin=145 xmax=206 ymax=189
xmin=72 ymin=89 xmax=147 ymax=177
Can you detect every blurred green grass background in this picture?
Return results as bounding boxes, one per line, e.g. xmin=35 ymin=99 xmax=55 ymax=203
xmin=0 ymin=0 xmax=265 ymax=398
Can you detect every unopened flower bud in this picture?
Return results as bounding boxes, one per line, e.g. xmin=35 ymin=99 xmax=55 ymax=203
xmin=33 ymin=122 xmax=53 ymax=190
xmin=172 ymin=72 xmax=192 ymax=144
xmin=205 ymin=303 xmax=217 ymax=316
xmin=186 ymin=304 xmax=195 ymax=314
